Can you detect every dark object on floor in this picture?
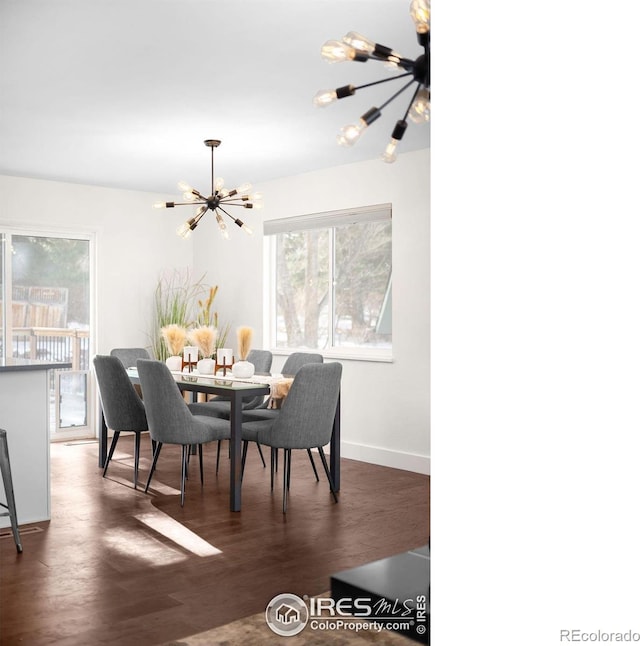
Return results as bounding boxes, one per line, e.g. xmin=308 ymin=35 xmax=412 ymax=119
xmin=331 ymin=545 xmax=430 ymax=644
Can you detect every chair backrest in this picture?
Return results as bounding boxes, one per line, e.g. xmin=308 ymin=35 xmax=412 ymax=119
xmin=110 ymin=347 xmax=150 ymax=368
xmin=246 ymin=349 xmax=273 ymax=374
xmin=136 ymin=359 xmax=204 ymax=444
xmin=271 ymin=362 xmax=342 ymax=449
xmin=281 ymin=352 xmax=323 ymax=377
xmin=93 ymin=355 xmax=148 ymax=432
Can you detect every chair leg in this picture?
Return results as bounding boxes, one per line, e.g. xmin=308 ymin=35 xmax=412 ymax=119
xmin=317 ymin=446 xmax=338 ymax=503
xmin=286 ymin=452 xmax=291 ymax=491
xmin=307 ymin=449 xmax=319 ymax=482
xmin=282 ymin=449 xmax=291 ymax=514
xmin=198 ymin=444 xmax=204 ymax=486
xmin=0 ymin=436 xmax=23 ymax=553
xmin=133 ymin=433 xmax=141 ymax=489
xmin=102 ymin=431 xmax=120 ymax=477
xmin=180 ymin=445 xmax=189 ymax=506
xmin=241 ymin=441 xmax=249 ymax=481
xmin=144 ymin=442 xmax=163 ymax=493
xmin=256 ymin=442 xmax=266 ymax=467
xmin=216 ymin=440 xmax=222 ymax=475
xmin=270 ymin=447 xmax=276 ymax=491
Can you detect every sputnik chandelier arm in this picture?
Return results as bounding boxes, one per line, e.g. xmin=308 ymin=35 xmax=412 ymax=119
xmin=153 ymin=139 xmax=263 ymax=239
xmin=313 ymin=0 xmax=430 ymax=163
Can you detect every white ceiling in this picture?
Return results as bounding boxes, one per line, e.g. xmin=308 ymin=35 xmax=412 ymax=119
xmin=0 ymin=0 xmax=430 ymax=196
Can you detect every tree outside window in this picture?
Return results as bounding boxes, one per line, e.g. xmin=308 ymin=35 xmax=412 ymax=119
xmin=269 ymin=205 xmax=392 ymax=354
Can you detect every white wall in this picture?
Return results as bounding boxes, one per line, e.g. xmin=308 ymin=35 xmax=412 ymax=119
xmin=0 ymin=175 xmax=192 ymax=354
xmin=193 ymin=149 xmax=430 ymax=474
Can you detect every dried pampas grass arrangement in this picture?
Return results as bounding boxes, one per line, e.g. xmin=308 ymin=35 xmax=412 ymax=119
xmin=237 ymin=326 xmax=253 ymax=361
xmin=188 ymin=326 xmax=217 ymax=359
xmin=161 ymin=324 xmax=187 ymax=356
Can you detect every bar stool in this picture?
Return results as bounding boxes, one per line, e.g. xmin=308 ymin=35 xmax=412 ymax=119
xmin=0 ymin=429 xmax=23 ymax=553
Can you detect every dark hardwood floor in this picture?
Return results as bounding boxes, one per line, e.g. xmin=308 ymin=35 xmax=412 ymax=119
xmin=0 ymin=436 xmax=429 ymax=645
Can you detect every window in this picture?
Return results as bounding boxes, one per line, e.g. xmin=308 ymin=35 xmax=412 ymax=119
xmin=265 ymin=204 xmax=392 ymax=360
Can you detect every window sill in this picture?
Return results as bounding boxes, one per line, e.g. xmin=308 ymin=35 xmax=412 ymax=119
xmin=270 ymin=348 xmax=393 ymax=363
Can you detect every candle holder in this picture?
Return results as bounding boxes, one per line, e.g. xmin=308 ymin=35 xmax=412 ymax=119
xmin=215 ymin=348 xmax=234 ymax=376
xmin=182 ymin=346 xmax=199 ymax=373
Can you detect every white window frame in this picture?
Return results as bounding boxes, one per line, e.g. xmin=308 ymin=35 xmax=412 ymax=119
xmin=263 ymin=203 xmax=392 ymax=363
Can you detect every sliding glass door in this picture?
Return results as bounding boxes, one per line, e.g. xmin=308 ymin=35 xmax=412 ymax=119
xmin=0 ymin=229 xmax=94 ymax=440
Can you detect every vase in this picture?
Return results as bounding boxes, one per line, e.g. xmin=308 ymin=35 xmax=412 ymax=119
xmin=197 ymin=357 xmax=215 ymax=375
xmin=165 ymin=355 xmax=183 ymax=371
xmin=232 ymin=360 xmax=255 ymax=379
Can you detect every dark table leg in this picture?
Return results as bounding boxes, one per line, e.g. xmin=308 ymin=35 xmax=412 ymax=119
xmin=229 ymin=392 xmax=243 ymax=511
xmin=330 ymin=392 xmax=341 ymax=491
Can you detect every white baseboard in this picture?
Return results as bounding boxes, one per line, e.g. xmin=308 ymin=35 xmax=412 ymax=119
xmin=339 ymin=441 xmax=430 ymax=475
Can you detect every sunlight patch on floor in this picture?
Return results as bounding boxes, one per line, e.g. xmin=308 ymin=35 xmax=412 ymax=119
xmin=145 ymin=480 xmax=183 ymax=496
xmin=134 ymin=510 xmax=222 ymax=557
xmin=103 ymin=526 xmax=188 ymax=565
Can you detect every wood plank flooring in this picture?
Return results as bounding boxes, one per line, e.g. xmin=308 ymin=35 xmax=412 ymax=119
xmin=0 ymin=436 xmax=429 ymax=646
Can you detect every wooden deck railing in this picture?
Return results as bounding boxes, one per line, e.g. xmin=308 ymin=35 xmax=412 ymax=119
xmin=11 ymin=328 xmax=90 ymax=371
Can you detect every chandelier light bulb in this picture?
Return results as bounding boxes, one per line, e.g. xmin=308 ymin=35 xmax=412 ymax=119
xmin=215 ymin=213 xmax=230 ymax=239
xmin=321 ymin=40 xmax=356 ymax=63
xmin=177 ymin=180 xmax=193 ymax=193
xmin=409 ymin=88 xmax=431 ymax=123
xmin=381 ymin=139 xmax=399 ymax=163
xmin=409 ymin=0 xmax=431 ymax=34
xmin=215 ymin=177 xmax=225 ymax=191
xmin=313 ymin=89 xmax=338 ymax=107
xmin=250 ymin=192 xmax=264 ymax=209
xmin=342 ymin=31 xmax=375 ymax=54
xmin=153 ymin=201 xmax=167 ymax=209
xmin=182 ymin=191 xmax=196 ymax=201
xmin=235 ymin=182 xmax=252 ymax=194
xmin=383 ymin=51 xmax=405 ymax=70
xmin=177 ymin=221 xmax=194 ymax=239
xmin=337 ymin=122 xmax=366 ymax=147
xmin=233 ymin=218 xmax=253 ymax=235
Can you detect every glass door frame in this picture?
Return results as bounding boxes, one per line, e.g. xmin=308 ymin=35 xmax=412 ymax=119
xmin=0 ymin=225 xmax=97 ymax=440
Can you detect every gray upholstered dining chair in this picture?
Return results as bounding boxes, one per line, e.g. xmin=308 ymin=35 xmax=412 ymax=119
xmin=242 ymin=352 xmax=324 ymax=422
xmin=188 ymin=348 xmax=273 ymax=470
xmin=110 ymin=347 xmax=151 ymax=368
xmin=241 ymin=362 xmax=342 ymax=513
xmin=280 ymin=351 xmax=324 ymax=377
xmin=241 ymin=351 xmax=324 ymax=479
xmin=136 ymin=359 xmax=231 ymax=506
xmin=93 ymin=355 xmax=150 ymax=489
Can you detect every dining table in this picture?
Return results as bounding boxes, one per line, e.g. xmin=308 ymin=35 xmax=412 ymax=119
xmin=97 ymin=367 xmax=341 ymax=512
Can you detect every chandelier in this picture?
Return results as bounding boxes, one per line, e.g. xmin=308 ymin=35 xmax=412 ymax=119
xmin=313 ymin=0 xmax=430 ymax=163
xmin=153 ymin=139 xmax=263 ymax=239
